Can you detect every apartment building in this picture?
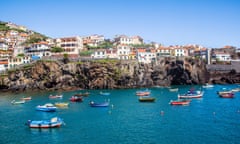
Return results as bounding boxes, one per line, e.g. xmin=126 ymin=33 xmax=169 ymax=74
xmin=24 ymin=41 xmax=51 ymax=58
xmin=55 ymin=36 xmax=83 ymax=56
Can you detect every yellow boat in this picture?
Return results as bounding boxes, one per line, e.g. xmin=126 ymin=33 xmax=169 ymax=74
xmin=54 ymin=102 xmax=69 ymax=107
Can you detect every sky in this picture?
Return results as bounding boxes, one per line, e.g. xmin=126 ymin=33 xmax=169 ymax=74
xmin=0 ymin=0 xmax=240 ymax=48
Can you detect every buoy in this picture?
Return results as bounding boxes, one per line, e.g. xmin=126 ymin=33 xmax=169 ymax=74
xmin=160 ymin=110 xmax=164 ymax=116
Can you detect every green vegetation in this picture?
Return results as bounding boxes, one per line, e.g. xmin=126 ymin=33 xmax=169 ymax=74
xmin=23 ymin=33 xmax=47 ymax=45
xmin=0 ymin=22 xmax=10 ymax=31
xmin=92 ymin=59 xmax=119 ymax=64
xmin=51 ymin=46 xmax=64 ymax=53
xmin=79 ymin=50 xmax=93 ymax=56
xmin=130 ymin=44 xmax=152 ymax=48
xmin=86 ymin=41 xmax=113 ymax=49
xmin=63 ymin=53 xmax=69 ymax=64
xmin=17 ymin=53 xmax=25 ymax=57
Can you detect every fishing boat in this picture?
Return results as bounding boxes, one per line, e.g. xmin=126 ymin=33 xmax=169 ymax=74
xmin=89 ymin=101 xmax=109 ymax=107
xmin=99 ymin=91 xmax=110 ymax=96
xmin=202 ymin=83 xmax=214 ymax=88
xmin=178 ymin=89 xmax=203 ymax=99
xmin=138 ymin=96 xmax=155 ymax=102
xmin=136 ymin=89 xmax=151 ymax=96
xmin=54 ymin=102 xmax=69 ymax=107
xmin=69 ymin=96 xmax=83 ymax=102
xmin=217 ymin=88 xmax=232 ymax=95
xmin=26 ymin=117 xmax=64 ymax=128
xmin=49 ymin=94 xmax=63 ymax=99
xmin=11 ymin=100 xmax=25 ymax=105
xmin=21 ymin=96 xmax=32 ymax=100
xmin=74 ymin=92 xmax=90 ymax=97
xmin=219 ymin=92 xmax=234 ymax=98
xmin=36 ymin=103 xmax=57 ymax=112
xmin=169 ymin=99 xmax=190 ymax=105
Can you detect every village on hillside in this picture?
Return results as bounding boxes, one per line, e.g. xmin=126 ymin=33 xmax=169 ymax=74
xmin=0 ymin=21 xmax=240 ymax=72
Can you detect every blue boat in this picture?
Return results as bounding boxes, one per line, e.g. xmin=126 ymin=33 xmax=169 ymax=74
xmin=89 ymin=101 xmax=109 ymax=107
xmin=36 ymin=103 xmax=57 ymax=112
xmin=26 ymin=117 xmax=64 ymax=128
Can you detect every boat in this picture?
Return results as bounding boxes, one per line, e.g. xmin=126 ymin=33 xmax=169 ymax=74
xmin=217 ymin=89 xmax=232 ymax=95
xmin=36 ymin=103 xmax=57 ymax=112
xmin=21 ymin=96 xmax=32 ymax=100
xmin=49 ymin=94 xmax=63 ymax=99
xmin=11 ymin=100 xmax=25 ymax=105
xmin=169 ymin=88 xmax=179 ymax=92
xmin=219 ymin=92 xmax=234 ymax=98
xmin=170 ymin=99 xmax=190 ymax=105
xmin=100 ymin=91 xmax=110 ymax=96
xmin=26 ymin=117 xmax=64 ymax=128
xmin=54 ymin=102 xmax=69 ymax=107
xmin=138 ymin=96 xmax=155 ymax=102
xmin=178 ymin=89 xmax=203 ymax=99
xmin=89 ymin=101 xmax=109 ymax=107
xmin=136 ymin=89 xmax=151 ymax=96
xmin=231 ymin=87 xmax=240 ymax=92
xmin=202 ymin=83 xmax=214 ymax=88
xmin=69 ymin=96 xmax=83 ymax=102
xmin=74 ymin=92 xmax=90 ymax=97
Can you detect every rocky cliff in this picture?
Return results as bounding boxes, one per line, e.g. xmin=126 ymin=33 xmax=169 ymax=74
xmin=0 ymin=58 xmax=238 ymax=92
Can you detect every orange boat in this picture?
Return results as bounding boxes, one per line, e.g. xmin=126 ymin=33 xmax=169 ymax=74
xmin=170 ymin=99 xmax=191 ymax=105
xmin=21 ymin=96 xmax=32 ymax=100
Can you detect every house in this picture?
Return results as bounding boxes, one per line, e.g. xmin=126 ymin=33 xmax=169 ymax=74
xmin=116 ymin=44 xmax=131 ymax=60
xmin=91 ymin=49 xmax=106 ymax=59
xmin=156 ymin=46 xmax=172 ymax=57
xmin=0 ymin=58 xmax=8 ymax=71
xmin=173 ymin=47 xmax=188 ymax=57
xmin=24 ymin=41 xmax=51 ymax=59
xmin=137 ymin=48 xmax=156 ymax=63
xmin=106 ymin=48 xmax=118 ymax=59
xmin=8 ymin=56 xmax=31 ymax=69
xmin=55 ymin=36 xmax=83 ymax=56
xmin=83 ymin=34 xmax=105 ymax=47
xmin=114 ymin=35 xmax=143 ymax=45
xmin=212 ymin=51 xmax=231 ymax=62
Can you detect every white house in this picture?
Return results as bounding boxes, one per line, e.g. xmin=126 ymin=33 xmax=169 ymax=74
xmin=8 ymin=56 xmax=31 ymax=69
xmin=174 ymin=47 xmax=188 ymax=57
xmin=117 ymin=44 xmax=131 ymax=60
xmin=91 ymin=49 xmax=106 ymax=59
xmin=24 ymin=41 xmax=51 ymax=58
xmin=212 ymin=52 xmax=231 ymax=61
xmin=137 ymin=48 xmax=156 ymax=63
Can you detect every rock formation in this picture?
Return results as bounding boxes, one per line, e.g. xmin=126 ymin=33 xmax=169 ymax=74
xmin=0 ymin=57 xmax=238 ymax=92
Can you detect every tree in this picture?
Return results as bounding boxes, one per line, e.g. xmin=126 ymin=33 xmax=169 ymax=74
xmin=51 ymin=46 xmax=64 ymax=53
xmin=63 ymin=53 xmax=69 ymax=64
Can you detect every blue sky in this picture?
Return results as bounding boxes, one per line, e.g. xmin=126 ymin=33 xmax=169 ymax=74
xmin=1 ymin=0 xmax=240 ymax=47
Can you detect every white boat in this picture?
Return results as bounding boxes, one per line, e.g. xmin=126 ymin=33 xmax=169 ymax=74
xmin=169 ymin=88 xmax=179 ymax=92
xmin=202 ymin=83 xmax=214 ymax=88
xmin=11 ymin=100 xmax=25 ymax=105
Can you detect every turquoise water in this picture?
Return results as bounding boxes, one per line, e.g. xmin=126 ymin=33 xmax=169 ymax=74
xmin=0 ymin=85 xmax=240 ymax=144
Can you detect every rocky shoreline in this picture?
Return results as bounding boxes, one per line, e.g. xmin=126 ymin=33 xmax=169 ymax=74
xmin=0 ymin=58 xmax=239 ymax=92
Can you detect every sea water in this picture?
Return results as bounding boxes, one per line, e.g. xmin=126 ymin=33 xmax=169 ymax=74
xmin=0 ymin=84 xmax=239 ymax=144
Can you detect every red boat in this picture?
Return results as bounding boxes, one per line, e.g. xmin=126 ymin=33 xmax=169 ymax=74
xmin=69 ymin=96 xmax=83 ymax=102
xmin=219 ymin=93 xmax=234 ymax=98
xmin=170 ymin=99 xmax=191 ymax=105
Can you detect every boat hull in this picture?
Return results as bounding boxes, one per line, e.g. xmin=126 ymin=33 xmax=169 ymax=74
xmin=89 ymin=101 xmax=109 ymax=107
xmin=27 ymin=117 xmax=63 ymax=128
xmin=170 ymin=100 xmax=190 ymax=105
xmin=138 ymin=97 xmax=155 ymax=102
